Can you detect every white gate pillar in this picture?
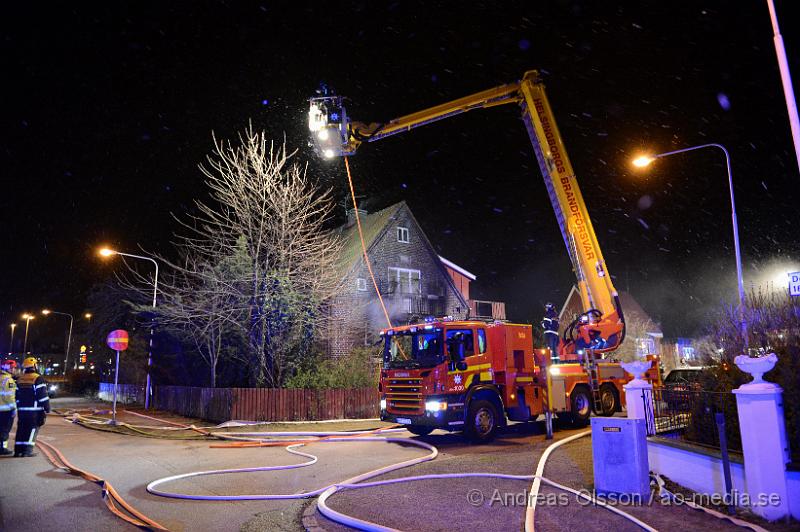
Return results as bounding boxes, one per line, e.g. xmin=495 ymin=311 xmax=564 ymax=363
xmin=733 ymin=354 xmax=791 ymax=521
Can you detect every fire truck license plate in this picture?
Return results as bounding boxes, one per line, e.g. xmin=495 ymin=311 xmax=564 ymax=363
xmin=396 ymin=417 xmax=412 ymax=424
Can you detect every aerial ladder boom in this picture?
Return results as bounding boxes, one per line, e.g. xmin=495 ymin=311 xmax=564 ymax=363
xmin=309 ymin=70 xmax=625 ymax=358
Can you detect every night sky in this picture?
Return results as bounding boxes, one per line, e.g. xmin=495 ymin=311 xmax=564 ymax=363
xmin=3 ymin=1 xmax=800 ymax=353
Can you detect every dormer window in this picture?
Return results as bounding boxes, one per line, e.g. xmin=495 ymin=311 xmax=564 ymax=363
xmin=356 ymin=278 xmax=367 ymax=291
xmin=397 ymin=226 xmax=410 ymax=243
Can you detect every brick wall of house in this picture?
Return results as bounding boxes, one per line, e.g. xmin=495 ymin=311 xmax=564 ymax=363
xmin=328 ymin=204 xmax=467 ymax=358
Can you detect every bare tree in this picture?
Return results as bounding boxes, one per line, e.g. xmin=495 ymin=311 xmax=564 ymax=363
xmin=149 ymin=254 xmax=246 ymax=387
xmin=167 ymin=126 xmax=343 ymax=387
xmin=612 ymin=315 xmax=659 ymax=363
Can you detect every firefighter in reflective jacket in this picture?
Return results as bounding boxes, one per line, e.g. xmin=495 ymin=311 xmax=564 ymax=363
xmin=0 ymin=360 xmax=17 ymax=456
xmin=541 ymin=303 xmax=560 ymax=363
xmin=14 ymin=357 xmax=50 ymax=457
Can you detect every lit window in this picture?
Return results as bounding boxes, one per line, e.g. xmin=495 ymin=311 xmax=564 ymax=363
xmin=356 ymin=278 xmax=367 ymax=291
xmin=397 ymin=227 xmax=410 ymax=243
xmin=388 ymin=267 xmax=421 ymax=294
xmin=636 ymin=337 xmax=656 ymax=356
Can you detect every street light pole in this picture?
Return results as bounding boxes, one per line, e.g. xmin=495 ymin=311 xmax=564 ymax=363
xmin=9 ymin=323 xmax=16 ymax=354
xmin=765 ymin=0 xmax=800 ymax=176
xmin=99 ymin=248 xmax=159 ymax=409
xmin=42 ymin=310 xmax=74 ymax=375
xmin=21 ymin=314 xmax=34 ymax=354
xmin=633 ymin=143 xmax=748 ymax=348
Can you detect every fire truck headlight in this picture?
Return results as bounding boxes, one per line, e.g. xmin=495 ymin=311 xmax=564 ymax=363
xmin=380 ymin=398 xmax=387 ymax=411
xmin=49 ymin=384 xmax=58 ymax=392
xmin=425 ymin=400 xmax=448 ymax=412
xmin=549 ymin=366 xmax=561 ymax=376
xmin=322 ymin=148 xmax=335 ymax=159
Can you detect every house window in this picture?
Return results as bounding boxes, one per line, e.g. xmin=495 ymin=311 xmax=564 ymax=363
xmin=636 ymin=337 xmax=656 ymax=356
xmin=397 ymin=226 xmax=410 ymax=243
xmin=356 ymin=278 xmax=367 ymax=291
xmin=388 ymin=267 xmax=421 ymax=294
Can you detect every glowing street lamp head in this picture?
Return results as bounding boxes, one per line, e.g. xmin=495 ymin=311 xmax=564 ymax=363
xmin=22 ymin=314 xmax=34 ymax=321
xmin=99 ymin=247 xmax=116 ymax=257
xmin=84 ymin=313 xmax=93 ymax=319
xmin=632 ymin=155 xmax=656 ymax=168
xmin=41 ymin=309 xmax=51 ymax=315
xmin=10 ymin=323 xmax=16 ymax=330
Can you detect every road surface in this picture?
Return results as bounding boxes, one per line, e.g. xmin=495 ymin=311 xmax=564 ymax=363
xmin=0 ymin=396 xmax=751 ymax=531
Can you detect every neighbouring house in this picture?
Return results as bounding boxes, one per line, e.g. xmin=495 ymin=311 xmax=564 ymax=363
xmin=558 ymin=286 xmax=663 ymax=357
xmin=327 ymin=201 xmax=505 ymax=357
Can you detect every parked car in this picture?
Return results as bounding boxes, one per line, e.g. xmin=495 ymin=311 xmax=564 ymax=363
xmin=661 ymin=367 xmax=707 ymax=410
xmin=663 ymin=367 xmax=706 ymax=390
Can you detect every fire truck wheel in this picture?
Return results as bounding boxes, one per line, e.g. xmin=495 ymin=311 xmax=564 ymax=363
xmin=561 ymin=387 xmax=591 ymax=427
xmin=406 ymin=426 xmax=434 ymax=436
xmin=599 ymin=384 xmax=619 ymax=416
xmin=465 ymin=399 xmax=499 ymax=443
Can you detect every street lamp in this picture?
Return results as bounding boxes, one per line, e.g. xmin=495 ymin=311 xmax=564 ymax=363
xmin=9 ymin=323 xmax=16 ymax=354
xmin=632 ymin=143 xmax=748 ymax=347
xmin=42 ymin=309 xmax=74 ymax=375
xmin=21 ymin=314 xmax=34 ymax=354
xmin=99 ymin=247 xmax=159 ymax=408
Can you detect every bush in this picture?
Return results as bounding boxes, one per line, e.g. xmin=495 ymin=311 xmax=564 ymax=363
xmin=701 ymin=290 xmax=800 ymax=461
xmin=285 ymin=347 xmax=380 ymax=389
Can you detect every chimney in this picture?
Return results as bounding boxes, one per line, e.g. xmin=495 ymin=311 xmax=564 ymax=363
xmin=346 ymin=207 xmax=368 ymax=228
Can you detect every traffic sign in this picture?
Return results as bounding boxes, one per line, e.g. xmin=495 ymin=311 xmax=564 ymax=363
xmin=789 ymin=272 xmax=800 ymax=296
xmin=106 ymin=329 xmax=130 ymax=351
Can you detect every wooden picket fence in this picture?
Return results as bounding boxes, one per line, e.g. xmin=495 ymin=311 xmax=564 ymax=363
xmin=150 ymin=385 xmax=380 ymax=423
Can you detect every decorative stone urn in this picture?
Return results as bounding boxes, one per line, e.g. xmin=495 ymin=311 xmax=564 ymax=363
xmin=734 ymin=352 xmax=778 ymax=389
xmin=621 ymin=359 xmax=652 ymax=387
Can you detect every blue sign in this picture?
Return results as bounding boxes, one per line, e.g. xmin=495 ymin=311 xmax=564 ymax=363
xmin=789 ymin=272 xmax=800 ymax=296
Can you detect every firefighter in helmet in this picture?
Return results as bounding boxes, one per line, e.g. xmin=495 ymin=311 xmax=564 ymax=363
xmin=0 ymin=360 xmax=17 ymax=456
xmin=541 ymin=303 xmax=560 ymax=363
xmin=14 ymin=357 xmax=50 ymax=457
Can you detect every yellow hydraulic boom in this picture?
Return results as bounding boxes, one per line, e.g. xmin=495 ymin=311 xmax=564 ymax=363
xmin=309 ymin=70 xmax=625 ymax=358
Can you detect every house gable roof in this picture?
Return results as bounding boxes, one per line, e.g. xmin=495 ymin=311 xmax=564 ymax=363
xmin=333 ymin=201 xmax=405 ymax=278
xmin=559 ymin=285 xmax=663 ymax=337
xmin=333 ymin=200 xmax=469 ymax=310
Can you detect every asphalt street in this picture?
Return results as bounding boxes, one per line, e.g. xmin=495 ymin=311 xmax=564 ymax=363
xmin=0 ymin=396 xmax=755 ymax=531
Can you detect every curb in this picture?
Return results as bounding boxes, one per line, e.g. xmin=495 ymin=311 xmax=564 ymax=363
xmin=301 ymin=499 xmax=326 ymax=531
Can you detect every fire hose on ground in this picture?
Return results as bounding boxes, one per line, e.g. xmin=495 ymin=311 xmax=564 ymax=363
xmin=47 ymin=408 xmax=770 ymax=532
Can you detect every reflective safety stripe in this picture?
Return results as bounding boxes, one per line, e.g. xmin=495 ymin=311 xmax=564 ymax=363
xmin=542 ymin=318 xmax=553 ymax=322
xmin=544 ymin=330 xmax=559 ymax=335
xmin=16 ymin=441 xmax=35 ymax=446
xmin=0 ymin=404 xmax=16 ymax=411
xmin=28 ymin=428 xmax=36 ymax=444
xmin=35 ymin=384 xmax=48 ymax=390
xmin=39 ymin=396 xmax=49 ymax=402
xmin=17 ymin=407 xmax=44 ymax=411
xmin=0 ymin=390 xmax=15 ymax=396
